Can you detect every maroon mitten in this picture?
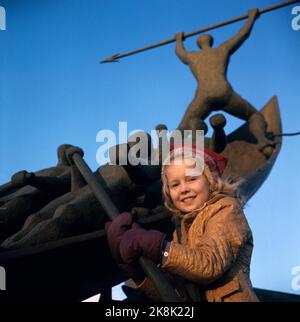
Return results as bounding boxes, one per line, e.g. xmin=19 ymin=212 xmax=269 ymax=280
xmin=104 ymin=212 xmax=139 ymax=262
xmin=105 ymin=214 xmax=145 ymax=281
xmin=120 ymin=228 xmax=166 ymax=264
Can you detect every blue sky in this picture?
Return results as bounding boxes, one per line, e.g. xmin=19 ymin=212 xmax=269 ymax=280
xmin=0 ymin=0 xmax=300 ymax=296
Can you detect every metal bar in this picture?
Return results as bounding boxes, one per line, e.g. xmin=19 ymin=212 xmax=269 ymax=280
xmin=72 ymin=153 xmax=119 ymax=220
xmin=70 ymin=151 xmax=183 ymax=302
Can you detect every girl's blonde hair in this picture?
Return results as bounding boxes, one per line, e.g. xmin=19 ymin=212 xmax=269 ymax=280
xmin=161 ymin=154 xmax=244 ymax=214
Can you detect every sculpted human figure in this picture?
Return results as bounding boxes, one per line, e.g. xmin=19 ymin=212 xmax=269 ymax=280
xmin=175 ymin=8 xmax=274 ymax=157
xmin=0 ymin=144 xmax=73 ymax=240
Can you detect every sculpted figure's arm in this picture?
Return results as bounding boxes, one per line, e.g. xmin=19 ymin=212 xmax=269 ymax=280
xmin=175 ymin=32 xmax=189 ymax=65
xmin=220 ymin=8 xmax=260 ymax=55
xmin=10 ymin=170 xmax=71 ymax=193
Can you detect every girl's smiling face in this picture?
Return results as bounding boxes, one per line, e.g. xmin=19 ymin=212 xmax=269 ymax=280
xmin=166 ymin=158 xmax=210 ymax=213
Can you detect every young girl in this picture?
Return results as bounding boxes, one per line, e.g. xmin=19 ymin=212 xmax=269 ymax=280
xmin=105 ymin=144 xmax=258 ymax=302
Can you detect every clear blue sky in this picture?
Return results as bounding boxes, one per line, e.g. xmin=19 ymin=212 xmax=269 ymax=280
xmin=0 ymin=0 xmax=299 ymax=296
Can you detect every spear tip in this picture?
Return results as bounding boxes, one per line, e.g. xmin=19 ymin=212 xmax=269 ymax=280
xmin=100 ymin=53 xmax=120 ymax=64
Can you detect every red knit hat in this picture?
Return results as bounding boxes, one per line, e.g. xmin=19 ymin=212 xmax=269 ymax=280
xmin=166 ymin=143 xmax=227 ymax=177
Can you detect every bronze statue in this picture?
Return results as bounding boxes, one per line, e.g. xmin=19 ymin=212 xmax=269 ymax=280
xmin=175 ymin=8 xmax=274 ymax=157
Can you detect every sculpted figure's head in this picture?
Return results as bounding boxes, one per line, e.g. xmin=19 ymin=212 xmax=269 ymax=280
xmin=197 ymin=34 xmax=214 ymax=49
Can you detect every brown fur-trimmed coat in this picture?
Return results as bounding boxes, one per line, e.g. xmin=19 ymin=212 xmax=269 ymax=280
xmin=133 ymin=194 xmax=258 ymax=302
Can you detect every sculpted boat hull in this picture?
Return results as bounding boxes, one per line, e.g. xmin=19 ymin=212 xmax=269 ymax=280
xmin=221 ymin=95 xmax=282 ymax=202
